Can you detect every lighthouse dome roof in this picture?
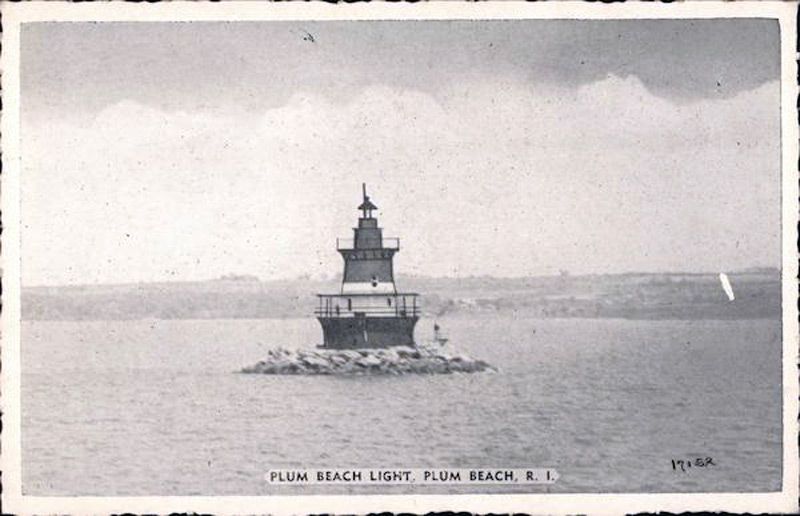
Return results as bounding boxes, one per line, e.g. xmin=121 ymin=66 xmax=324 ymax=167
xmin=358 ymin=197 xmax=378 ymax=212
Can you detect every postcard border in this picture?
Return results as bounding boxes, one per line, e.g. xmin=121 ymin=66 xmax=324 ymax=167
xmin=1 ymin=1 xmax=797 ymax=514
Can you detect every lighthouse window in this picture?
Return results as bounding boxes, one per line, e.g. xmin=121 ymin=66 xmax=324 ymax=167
xmin=371 ymin=276 xmax=379 ymax=287
xmin=347 ymin=298 xmax=352 ymax=311
xmin=387 ymin=298 xmax=392 ymax=307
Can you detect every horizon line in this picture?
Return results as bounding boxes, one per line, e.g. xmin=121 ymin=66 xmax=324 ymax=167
xmin=20 ymin=267 xmax=781 ymax=289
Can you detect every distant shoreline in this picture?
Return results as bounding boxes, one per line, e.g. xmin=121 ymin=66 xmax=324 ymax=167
xmin=20 ymin=267 xmax=781 ymax=291
xmin=21 ymin=270 xmax=781 ymax=322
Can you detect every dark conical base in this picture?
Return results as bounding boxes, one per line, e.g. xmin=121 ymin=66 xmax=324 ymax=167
xmin=317 ymin=315 xmax=418 ymax=349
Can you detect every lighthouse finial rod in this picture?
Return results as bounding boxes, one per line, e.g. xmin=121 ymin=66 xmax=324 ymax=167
xmin=362 ymin=183 xmax=367 ymax=218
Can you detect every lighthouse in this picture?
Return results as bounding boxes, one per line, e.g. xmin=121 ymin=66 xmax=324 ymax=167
xmin=315 ymin=184 xmax=419 ymax=349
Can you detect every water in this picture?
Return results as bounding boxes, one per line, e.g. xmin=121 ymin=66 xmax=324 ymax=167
xmin=21 ymin=317 xmax=782 ymax=495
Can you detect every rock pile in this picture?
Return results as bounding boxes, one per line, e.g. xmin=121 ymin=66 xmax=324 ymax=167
xmin=241 ymin=344 xmax=492 ymax=375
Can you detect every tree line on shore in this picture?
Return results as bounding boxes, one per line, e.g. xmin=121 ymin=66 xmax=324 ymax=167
xmin=21 ymin=271 xmax=781 ymax=321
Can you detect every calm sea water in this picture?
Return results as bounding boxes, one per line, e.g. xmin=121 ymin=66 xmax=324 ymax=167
xmin=21 ymin=317 xmax=782 ymax=495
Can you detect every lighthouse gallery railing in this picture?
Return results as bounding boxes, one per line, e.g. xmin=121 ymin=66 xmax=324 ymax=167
xmin=315 ymin=293 xmax=419 ymax=318
xmin=336 ymin=237 xmax=400 ymax=251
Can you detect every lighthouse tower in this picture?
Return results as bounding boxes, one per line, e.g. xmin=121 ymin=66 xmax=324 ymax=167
xmin=315 ymin=184 xmax=419 ymax=349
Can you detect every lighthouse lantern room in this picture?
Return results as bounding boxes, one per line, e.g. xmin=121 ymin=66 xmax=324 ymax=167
xmin=316 ymin=184 xmax=419 ymax=349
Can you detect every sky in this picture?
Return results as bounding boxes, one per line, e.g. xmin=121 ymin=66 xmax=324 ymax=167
xmin=19 ymin=19 xmax=782 ymax=286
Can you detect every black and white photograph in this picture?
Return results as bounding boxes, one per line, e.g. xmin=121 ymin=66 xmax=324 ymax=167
xmin=1 ymin=2 xmax=797 ymax=514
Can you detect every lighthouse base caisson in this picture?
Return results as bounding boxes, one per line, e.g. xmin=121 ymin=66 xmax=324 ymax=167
xmin=317 ymin=315 xmax=418 ymax=349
